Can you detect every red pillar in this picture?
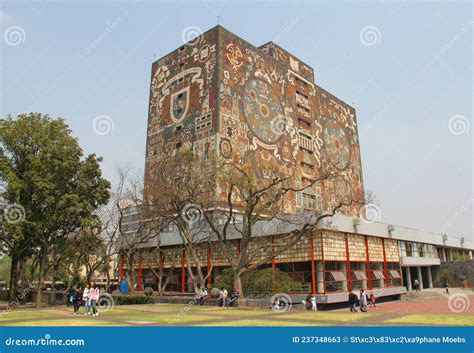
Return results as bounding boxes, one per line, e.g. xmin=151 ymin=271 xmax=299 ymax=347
xmin=382 ymin=238 xmax=389 ymax=287
xmin=207 ymin=245 xmax=212 ymax=288
xmin=181 ymin=249 xmax=186 ymax=293
xmin=310 ymin=237 xmax=316 ymax=294
xmin=345 ymin=235 xmax=352 ymax=291
xmin=119 ymin=252 xmax=124 ymax=281
xmin=321 ymin=232 xmax=326 ymax=294
xmin=365 ymin=235 xmax=372 ymax=289
xmin=137 ymin=253 xmax=143 ymax=291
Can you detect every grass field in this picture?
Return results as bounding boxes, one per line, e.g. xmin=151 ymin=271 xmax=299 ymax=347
xmin=0 ymin=299 xmax=472 ymax=326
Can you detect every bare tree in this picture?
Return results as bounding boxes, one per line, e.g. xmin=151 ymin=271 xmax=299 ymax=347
xmin=114 ymin=166 xmax=158 ymax=291
xmin=197 ymin=151 xmax=370 ymax=297
xmin=147 ymin=149 xmax=214 ymax=294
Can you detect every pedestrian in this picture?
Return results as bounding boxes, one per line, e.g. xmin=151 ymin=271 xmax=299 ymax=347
xmin=305 ymin=294 xmax=312 ymax=311
xmin=310 ymin=294 xmax=317 ymax=311
xmin=83 ymin=284 xmax=91 ymax=315
xmin=444 ymin=280 xmax=449 ymax=295
xmin=348 ymin=291 xmax=358 ymax=313
xmin=90 ymin=283 xmax=100 ymax=317
xmin=228 ymin=288 xmax=240 ymax=307
xmin=271 ymin=296 xmax=281 ymax=310
xmin=198 ymin=286 xmax=208 ymax=305
xmin=72 ymin=286 xmax=82 ymax=316
xmin=359 ymin=289 xmax=368 ymax=312
xmin=414 ymin=279 xmax=420 ymax=292
xmin=219 ymin=287 xmax=228 ymax=307
xmin=369 ymin=293 xmax=376 ymax=309
xmin=66 ymin=286 xmax=73 ymax=307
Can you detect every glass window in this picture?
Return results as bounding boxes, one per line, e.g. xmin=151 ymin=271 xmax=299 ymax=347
xmin=330 ymin=271 xmax=347 ymax=281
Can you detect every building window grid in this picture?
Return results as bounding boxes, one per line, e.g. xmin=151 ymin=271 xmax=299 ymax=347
xmin=130 ymin=230 xmax=405 ymax=294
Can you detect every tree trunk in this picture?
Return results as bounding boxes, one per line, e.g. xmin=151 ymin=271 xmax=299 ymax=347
xmin=8 ymin=257 xmax=19 ymax=303
xmin=36 ymin=245 xmax=47 ymax=308
xmin=233 ymin=270 xmax=243 ymax=298
xmin=105 ymin=257 xmax=111 ymax=286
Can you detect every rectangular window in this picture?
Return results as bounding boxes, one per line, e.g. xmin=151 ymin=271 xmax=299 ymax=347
xmin=298 ymin=118 xmax=311 ymax=127
xmin=301 ymin=161 xmax=314 ymax=169
xmin=389 ymin=270 xmax=401 ymax=279
xmin=372 ymin=270 xmax=385 ymax=279
xmin=295 ymin=76 xmax=308 ymax=87
xmin=330 ymin=271 xmax=347 ymax=282
xmin=353 ymin=270 xmax=367 ymax=280
xmin=405 ymin=242 xmax=413 ymax=257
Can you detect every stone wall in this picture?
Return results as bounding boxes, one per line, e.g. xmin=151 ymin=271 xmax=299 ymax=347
xmin=434 ymin=260 xmax=474 ymax=287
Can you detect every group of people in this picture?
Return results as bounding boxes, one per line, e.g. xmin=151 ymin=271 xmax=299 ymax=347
xmin=192 ymin=286 xmax=239 ymax=307
xmin=66 ymin=283 xmax=101 ymax=316
xmin=348 ymin=289 xmax=376 ymax=313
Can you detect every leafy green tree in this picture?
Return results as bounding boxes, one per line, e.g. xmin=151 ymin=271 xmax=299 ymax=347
xmin=0 ymin=255 xmax=11 ymax=283
xmin=0 ymin=113 xmax=110 ymax=305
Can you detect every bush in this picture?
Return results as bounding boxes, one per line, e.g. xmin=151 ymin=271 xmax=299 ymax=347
xmin=214 ymin=268 xmax=300 ymax=297
xmin=115 ymin=295 xmax=155 ymax=305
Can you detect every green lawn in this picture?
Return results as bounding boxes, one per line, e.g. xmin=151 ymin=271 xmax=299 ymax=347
xmin=11 ymin=318 xmax=129 ymax=326
xmin=0 ymin=304 xmax=472 ymax=326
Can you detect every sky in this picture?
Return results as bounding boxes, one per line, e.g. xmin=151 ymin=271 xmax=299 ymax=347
xmin=0 ymin=0 xmax=472 ymax=239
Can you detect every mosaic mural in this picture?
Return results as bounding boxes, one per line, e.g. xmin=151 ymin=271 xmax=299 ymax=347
xmin=145 ymin=26 xmax=364 ymax=217
xmin=217 ymin=27 xmax=364 ymax=216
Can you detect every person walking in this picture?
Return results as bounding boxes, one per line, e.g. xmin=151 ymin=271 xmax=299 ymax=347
xmin=66 ymin=286 xmax=73 ymax=307
xmin=83 ymin=284 xmax=91 ymax=315
xmin=309 ymin=294 xmax=317 ymax=311
xmin=359 ymin=289 xmax=368 ymax=312
xmin=369 ymin=293 xmax=376 ymax=309
xmin=444 ymin=280 xmax=449 ymax=295
xmin=72 ymin=286 xmax=82 ymax=316
xmin=414 ymin=279 xmax=420 ymax=292
xmin=305 ymin=294 xmax=312 ymax=311
xmin=348 ymin=291 xmax=358 ymax=313
xmin=90 ymin=283 xmax=100 ymax=317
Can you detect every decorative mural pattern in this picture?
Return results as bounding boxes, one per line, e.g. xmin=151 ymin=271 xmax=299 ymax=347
xmin=145 ymin=30 xmax=218 ymax=191
xmin=218 ymin=27 xmax=364 ymax=216
xmin=145 ymin=26 xmax=364 ymax=217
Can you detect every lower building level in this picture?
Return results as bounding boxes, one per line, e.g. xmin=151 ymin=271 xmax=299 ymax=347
xmin=120 ymin=214 xmax=473 ymax=303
